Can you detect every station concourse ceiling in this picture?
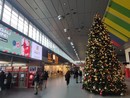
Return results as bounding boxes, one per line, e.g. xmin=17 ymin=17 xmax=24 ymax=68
xmin=7 ymin=0 xmax=128 ymax=61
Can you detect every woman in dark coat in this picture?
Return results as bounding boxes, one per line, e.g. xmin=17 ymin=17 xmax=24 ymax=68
xmin=65 ymin=70 xmax=71 ymax=86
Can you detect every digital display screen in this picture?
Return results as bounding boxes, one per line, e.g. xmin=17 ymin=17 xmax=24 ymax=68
xmin=0 ymin=24 xmax=42 ymax=60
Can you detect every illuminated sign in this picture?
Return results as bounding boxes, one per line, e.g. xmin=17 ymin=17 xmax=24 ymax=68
xmin=31 ymin=42 xmax=42 ymax=60
xmin=0 ymin=24 xmax=42 ymax=60
xmin=0 ymin=24 xmax=31 ymax=57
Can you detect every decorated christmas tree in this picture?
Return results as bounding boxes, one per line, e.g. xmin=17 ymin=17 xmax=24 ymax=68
xmin=82 ymin=14 xmax=127 ymax=96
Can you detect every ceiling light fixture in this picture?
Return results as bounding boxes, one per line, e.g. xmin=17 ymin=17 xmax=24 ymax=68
xmin=76 ymin=53 xmax=78 ymax=56
xmin=63 ymin=2 xmax=66 ymax=5
xmin=70 ymin=42 xmax=73 ymax=46
xmin=68 ymin=36 xmax=71 ymax=40
xmin=58 ymin=15 xmax=63 ymax=20
xmin=72 ymin=46 xmax=74 ymax=48
xmin=64 ymin=28 xmax=67 ymax=32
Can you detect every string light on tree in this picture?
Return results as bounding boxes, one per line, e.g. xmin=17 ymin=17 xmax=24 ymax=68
xmin=82 ymin=14 xmax=127 ymax=96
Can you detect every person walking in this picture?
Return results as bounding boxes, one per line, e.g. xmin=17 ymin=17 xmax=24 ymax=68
xmin=79 ymin=70 xmax=82 ymax=83
xmin=6 ymin=72 xmax=12 ymax=89
xmin=43 ymin=71 xmax=49 ymax=88
xmin=33 ymin=71 xmax=40 ymax=95
xmin=75 ymin=70 xmax=79 ymax=83
xmin=0 ymin=71 xmax=6 ymax=90
xmin=65 ymin=70 xmax=71 ymax=86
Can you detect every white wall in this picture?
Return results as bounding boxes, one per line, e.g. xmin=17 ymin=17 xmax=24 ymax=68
xmin=125 ymin=48 xmax=130 ymax=68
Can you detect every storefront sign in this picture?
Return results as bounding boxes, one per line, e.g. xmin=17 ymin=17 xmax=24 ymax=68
xmin=20 ymin=66 xmax=28 ymax=72
xmin=55 ymin=55 xmax=58 ymax=64
xmin=48 ymin=53 xmax=53 ymax=62
xmin=5 ymin=66 xmax=12 ymax=72
xmin=13 ymin=66 xmax=20 ymax=72
xmin=29 ymin=66 xmax=37 ymax=72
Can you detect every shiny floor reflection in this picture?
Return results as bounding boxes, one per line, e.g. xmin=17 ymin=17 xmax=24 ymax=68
xmin=0 ymin=76 xmax=130 ymax=98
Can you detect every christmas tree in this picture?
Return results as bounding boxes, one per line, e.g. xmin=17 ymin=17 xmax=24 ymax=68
xmin=82 ymin=14 xmax=127 ymax=96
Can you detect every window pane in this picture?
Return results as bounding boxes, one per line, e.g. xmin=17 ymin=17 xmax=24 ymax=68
xmin=18 ymin=20 xmax=23 ymax=32
xmin=23 ymin=26 xmax=28 ymax=35
xmin=39 ymin=32 xmax=42 ymax=44
xmin=29 ymin=23 xmax=33 ymax=38
xmin=50 ymin=41 xmax=52 ymax=49
xmin=24 ymin=18 xmax=28 ymax=25
xmin=23 ymin=18 xmax=29 ymax=35
xmin=46 ymin=38 xmax=49 ymax=48
xmin=36 ymin=30 xmax=39 ymax=42
xmin=2 ymin=9 xmax=11 ymax=24
xmin=42 ymin=34 xmax=45 ymax=45
xmin=0 ymin=0 xmax=3 ymax=18
xmin=11 ymin=7 xmax=18 ymax=29
xmin=32 ymin=26 xmax=36 ymax=40
xmin=4 ymin=1 xmax=12 ymax=12
xmin=0 ymin=0 xmax=3 ymax=5
xmin=44 ymin=36 xmax=47 ymax=46
xmin=11 ymin=17 xmax=18 ymax=29
xmin=19 ymin=14 xmax=24 ymax=22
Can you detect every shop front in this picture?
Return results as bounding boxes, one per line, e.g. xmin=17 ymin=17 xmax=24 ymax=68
xmin=0 ymin=23 xmax=43 ymax=89
xmin=44 ymin=64 xmax=69 ymax=78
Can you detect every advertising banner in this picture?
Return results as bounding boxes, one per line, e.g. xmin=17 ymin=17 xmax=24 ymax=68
xmin=0 ymin=24 xmax=31 ymax=57
xmin=0 ymin=24 xmax=22 ymax=54
xmin=0 ymin=24 xmax=42 ymax=60
xmin=31 ymin=42 xmax=42 ymax=60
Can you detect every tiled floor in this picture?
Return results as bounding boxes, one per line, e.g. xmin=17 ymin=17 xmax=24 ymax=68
xmin=0 ymin=76 xmax=130 ymax=98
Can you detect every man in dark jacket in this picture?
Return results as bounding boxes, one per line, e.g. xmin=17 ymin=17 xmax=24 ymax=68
xmin=43 ymin=71 xmax=49 ymax=88
xmin=0 ymin=71 xmax=6 ymax=90
xmin=65 ymin=70 xmax=71 ymax=86
xmin=75 ymin=70 xmax=79 ymax=83
xmin=6 ymin=72 xmax=12 ymax=89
